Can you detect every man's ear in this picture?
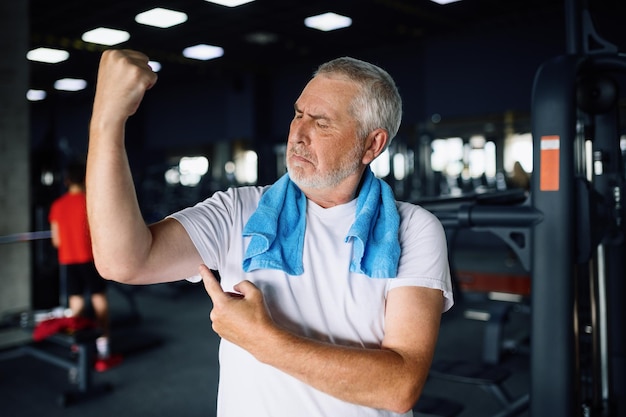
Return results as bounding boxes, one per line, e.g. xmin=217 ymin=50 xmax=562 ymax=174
xmin=362 ymin=128 xmax=389 ymax=164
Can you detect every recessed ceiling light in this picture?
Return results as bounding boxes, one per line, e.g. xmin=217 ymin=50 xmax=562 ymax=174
xmin=304 ymin=12 xmax=352 ymax=32
xmin=26 ymin=47 xmax=69 ymax=64
xmin=182 ymin=44 xmax=224 ymax=61
xmin=27 ymin=89 xmax=47 ymax=101
xmin=245 ymin=32 xmax=278 ymax=45
xmin=148 ymin=61 xmax=162 ymax=72
xmin=430 ymin=0 xmax=462 ymax=4
xmin=204 ymin=0 xmax=255 ymax=7
xmin=135 ymin=8 xmax=188 ymax=28
xmin=81 ymin=27 xmax=130 ymax=46
xmin=54 ymin=78 xmax=87 ymax=92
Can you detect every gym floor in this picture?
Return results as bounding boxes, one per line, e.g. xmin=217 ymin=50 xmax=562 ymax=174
xmin=0 ymin=279 xmax=531 ymax=417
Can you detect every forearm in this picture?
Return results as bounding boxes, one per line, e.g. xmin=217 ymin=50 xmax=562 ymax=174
xmin=85 ymin=50 xmax=197 ymax=284
xmin=254 ymin=327 xmax=429 ymax=413
xmin=87 ymin=117 xmax=152 ymax=282
xmin=202 ymin=253 xmax=443 ymax=413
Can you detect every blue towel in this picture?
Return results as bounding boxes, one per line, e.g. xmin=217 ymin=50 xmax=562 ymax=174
xmin=242 ymin=168 xmax=400 ymax=278
xmin=242 ymin=173 xmax=306 ymax=275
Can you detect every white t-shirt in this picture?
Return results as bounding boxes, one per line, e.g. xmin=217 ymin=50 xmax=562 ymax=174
xmin=170 ymin=185 xmax=453 ymax=417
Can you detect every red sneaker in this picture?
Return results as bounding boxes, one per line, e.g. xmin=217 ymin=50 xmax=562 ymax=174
xmin=94 ymin=354 xmax=123 ymax=372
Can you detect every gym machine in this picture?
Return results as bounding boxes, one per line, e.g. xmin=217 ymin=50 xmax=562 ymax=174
xmin=531 ymin=0 xmax=625 ymax=415
xmin=428 ymin=1 xmax=625 ymax=415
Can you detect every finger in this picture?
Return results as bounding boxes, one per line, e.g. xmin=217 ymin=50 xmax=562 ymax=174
xmin=199 ymin=265 xmax=227 ymax=302
xmin=123 ymin=51 xmax=158 ymax=90
xmin=232 ymin=280 xmax=259 ymax=299
xmin=124 ymin=50 xmax=158 ymax=88
xmin=225 ymin=291 xmax=245 ymax=299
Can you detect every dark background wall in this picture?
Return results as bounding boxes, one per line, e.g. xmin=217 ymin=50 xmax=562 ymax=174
xmin=28 ymin=12 xmax=570 ymax=165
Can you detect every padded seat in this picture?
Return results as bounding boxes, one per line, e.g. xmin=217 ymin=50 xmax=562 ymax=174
xmin=428 ymin=359 xmax=529 ymax=417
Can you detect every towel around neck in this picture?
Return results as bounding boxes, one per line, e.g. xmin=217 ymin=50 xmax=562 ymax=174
xmin=242 ymin=168 xmax=400 ymax=278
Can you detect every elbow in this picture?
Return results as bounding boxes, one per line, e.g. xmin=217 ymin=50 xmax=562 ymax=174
xmin=93 ymin=256 xmax=141 ymax=284
xmin=388 ymin=392 xmax=422 ymax=414
xmin=389 ymin=391 xmax=422 ymax=415
xmin=91 ymin=238 xmax=152 ymax=284
xmin=385 ymin=375 xmax=427 ymax=414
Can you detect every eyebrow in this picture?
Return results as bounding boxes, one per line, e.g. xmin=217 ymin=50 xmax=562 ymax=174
xmin=294 ymin=103 xmax=331 ymax=121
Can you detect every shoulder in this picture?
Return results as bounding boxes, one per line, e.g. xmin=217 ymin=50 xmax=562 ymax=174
xmin=49 ymin=193 xmax=70 ymax=213
xmin=395 ymin=200 xmax=446 ymax=245
xmin=174 ymin=185 xmax=269 ymax=219
xmin=207 ymin=185 xmax=269 ymax=207
xmin=396 ymin=201 xmax=442 ymax=228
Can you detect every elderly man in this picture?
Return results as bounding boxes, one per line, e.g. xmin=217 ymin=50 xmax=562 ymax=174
xmin=87 ymin=49 xmax=453 ymax=417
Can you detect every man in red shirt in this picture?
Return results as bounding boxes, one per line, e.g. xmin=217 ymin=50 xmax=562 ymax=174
xmin=49 ymin=162 xmax=121 ymax=371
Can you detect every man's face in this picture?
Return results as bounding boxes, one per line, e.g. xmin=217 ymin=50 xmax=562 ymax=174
xmin=286 ymin=75 xmax=365 ymax=190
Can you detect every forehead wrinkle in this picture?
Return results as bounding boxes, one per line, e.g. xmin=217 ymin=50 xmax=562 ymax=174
xmin=295 ymin=75 xmax=360 ymax=124
xmin=294 ymin=101 xmax=333 ymax=121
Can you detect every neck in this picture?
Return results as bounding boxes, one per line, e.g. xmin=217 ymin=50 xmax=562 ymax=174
xmin=300 ymin=167 xmax=368 ymax=208
xmin=68 ymin=184 xmax=84 ymax=193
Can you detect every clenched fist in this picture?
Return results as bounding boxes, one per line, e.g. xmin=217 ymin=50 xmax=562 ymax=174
xmin=92 ymin=49 xmax=158 ymax=126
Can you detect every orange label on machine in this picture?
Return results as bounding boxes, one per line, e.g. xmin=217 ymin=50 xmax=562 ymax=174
xmin=540 ymin=135 xmax=560 ymax=191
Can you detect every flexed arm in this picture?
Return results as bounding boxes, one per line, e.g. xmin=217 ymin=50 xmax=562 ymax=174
xmin=87 ymin=50 xmax=201 ymax=284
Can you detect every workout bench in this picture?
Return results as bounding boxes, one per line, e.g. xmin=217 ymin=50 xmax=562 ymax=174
xmin=0 ymin=315 xmax=112 ymax=406
xmin=429 ymin=359 xmax=529 ymax=417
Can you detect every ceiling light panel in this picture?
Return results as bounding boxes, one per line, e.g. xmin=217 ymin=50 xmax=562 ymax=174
xmin=304 ymin=12 xmax=352 ymax=32
xmin=26 ymin=47 xmax=69 ymax=64
xmin=54 ymin=78 xmax=87 ymax=92
xmin=27 ymin=89 xmax=47 ymax=101
xmin=245 ymin=32 xmax=278 ymax=45
xmin=81 ymin=27 xmax=130 ymax=46
xmin=183 ymin=44 xmax=224 ymax=61
xmin=204 ymin=0 xmax=255 ymax=7
xmin=148 ymin=61 xmax=162 ymax=72
xmin=135 ymin=8 xmax=188 ymax=28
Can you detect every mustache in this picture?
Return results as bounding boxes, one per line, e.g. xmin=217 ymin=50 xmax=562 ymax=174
xmin=288 ymin=146 xmax=314 ymax=162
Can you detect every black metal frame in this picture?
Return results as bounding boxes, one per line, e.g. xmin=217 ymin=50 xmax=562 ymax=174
xmin=426 ymin=1 xmax=626 ymax=415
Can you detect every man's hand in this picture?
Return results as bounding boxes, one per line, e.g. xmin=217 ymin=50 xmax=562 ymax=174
xmin=199 ymin=265 xmax=276 ymax=355
xmin=92 ymin=49 xmax=158 ymax=127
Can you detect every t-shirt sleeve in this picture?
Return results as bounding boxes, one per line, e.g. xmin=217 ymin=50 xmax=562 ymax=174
xmin=167 ymin=186 xmax=264 ymax=282
xmin=389 ymin=202 xmax=454 ymax=312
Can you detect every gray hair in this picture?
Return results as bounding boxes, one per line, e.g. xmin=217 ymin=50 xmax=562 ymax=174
xmin=314 ymin=57 xmax=402 ymax=146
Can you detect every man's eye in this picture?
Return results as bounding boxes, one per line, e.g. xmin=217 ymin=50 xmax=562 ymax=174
xmin=317 ymin=121 xmax=328 ymax=129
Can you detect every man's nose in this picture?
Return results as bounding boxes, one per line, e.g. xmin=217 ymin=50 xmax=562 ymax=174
xmin=288 ymin=118 xmax=311 ymax=144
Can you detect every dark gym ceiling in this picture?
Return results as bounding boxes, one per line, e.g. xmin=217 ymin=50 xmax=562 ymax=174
xmin=28 ymin=0 xmax=623 ymax=92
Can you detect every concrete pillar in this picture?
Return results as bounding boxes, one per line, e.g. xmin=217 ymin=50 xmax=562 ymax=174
xmin=0 ymin=2 xmax=31 ymax=313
